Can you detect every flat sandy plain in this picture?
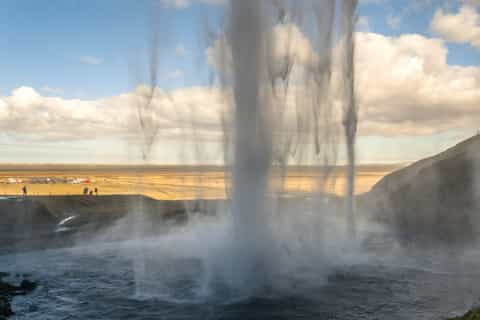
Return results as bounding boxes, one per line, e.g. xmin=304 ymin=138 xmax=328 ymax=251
xmin=0 ymin=164 xmax=403 ymax=200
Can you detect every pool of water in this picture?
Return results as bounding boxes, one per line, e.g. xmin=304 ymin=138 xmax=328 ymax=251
xmin=2 ymin=239 xmax=480 ymax=320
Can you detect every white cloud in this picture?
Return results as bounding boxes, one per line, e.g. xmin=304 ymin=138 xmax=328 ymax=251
xmin=206 ymin=23 xmax=317 ymax=80
xmin=355 ymin=32 xmax=480 ymax=135
xmin=10 ymin=87 xmax=42 ymax=108
xmin=207 ymin=25 xmax=480 ymax=137
xmin=357 ymin=16 xmax=370 ymax=32
xmin=1 ymin=27 xmax=479 ymax=143
xmin=430 ymin=4 xmax=480 ymax=49
xmin=0 ymin=85 xmax=224 ymax=142
xmin=160 ymin=0 xmax=189 ymax=8
xmin=359 ymin=0 xmax=385 ymax=4
xmin=80 ymin=55 xmax=102 ymax=65
xmin=199 ymin=0 xmax=225 ymax=4
xmin=160 ymin=0 xmax=224 ymax=9
xmin=41 ymin=85 xmax=64 ymax=95
xmin=0 ymin=99 xmax=9 ymax=120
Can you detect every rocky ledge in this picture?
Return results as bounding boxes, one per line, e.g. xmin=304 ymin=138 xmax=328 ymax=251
xmin=0 ymin=272 xmax=36 ymax=319
xmin=448 ymin=308 xmax=480 ymax=320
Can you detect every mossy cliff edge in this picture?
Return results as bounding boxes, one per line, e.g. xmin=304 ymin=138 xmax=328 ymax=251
xmin=448 ymin=308 xmax=480 ymax=320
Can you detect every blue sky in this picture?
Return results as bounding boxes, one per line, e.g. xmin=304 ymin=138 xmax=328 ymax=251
xmin=0 ymin=0 xmax=478 ymax=164
xmin=0 ymin=0 xmax=222 ymax=98
xmin=357 ymin=0 xmax=479 ymax=66
xmin=2 ymin=0 xmax=476 ymax=99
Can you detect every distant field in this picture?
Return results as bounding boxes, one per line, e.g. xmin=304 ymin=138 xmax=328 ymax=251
xmin=0 ymin=164 xmax=403 ymax=200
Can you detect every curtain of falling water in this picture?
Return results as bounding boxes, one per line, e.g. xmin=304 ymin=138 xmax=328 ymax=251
xmin=121 ymin=0 xmax=360 ymax=297
xmin=228 ymin=0 xmax=274 ymax=284
xmin=222 ymin=0 xmax=359 ymax=286
xmin=341 ymin=0 xmax=358 ymax=237
xmin=130 ymin=9 xmax=171 ymax=296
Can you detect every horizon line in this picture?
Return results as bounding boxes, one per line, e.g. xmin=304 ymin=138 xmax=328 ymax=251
xmin=0 ymin=162 xmax=409 ymax=167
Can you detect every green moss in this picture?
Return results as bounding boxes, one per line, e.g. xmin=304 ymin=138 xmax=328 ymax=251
xmin=448 ymin=308 xmax=480 ymax=320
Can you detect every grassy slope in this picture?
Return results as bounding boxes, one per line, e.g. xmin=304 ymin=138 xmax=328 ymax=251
xmin=448 ymin=308 xmax=480 ymax=320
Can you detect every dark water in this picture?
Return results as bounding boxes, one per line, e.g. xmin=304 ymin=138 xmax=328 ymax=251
xmin=2 ymin=243 xmax=480 ymax=320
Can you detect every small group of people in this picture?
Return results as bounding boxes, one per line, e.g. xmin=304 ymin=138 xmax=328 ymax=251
xmin=19 ymin=185 xmax=100 ymax=197
xmin=83 ymin=187 xmax=98 ymax=196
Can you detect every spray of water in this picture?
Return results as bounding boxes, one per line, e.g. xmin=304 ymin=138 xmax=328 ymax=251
xmin=207 ymin=0 xmax=360 ymax=291
xmin=124 ymin=0 xmax=361 ymax=297
xmin=128 ymin=8 xmax=176 ymax=296
xmin=227 ymin=0 xmax=275 ymax=287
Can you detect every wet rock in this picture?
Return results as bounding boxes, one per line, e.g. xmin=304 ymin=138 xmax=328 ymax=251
xmin=0 ymin=296 xmax=13 ymax=319
xmin=365 ymin=135 xmax=480 ymax=246
xmin=19 ymin=280 xmax=36 ymax=293
xmin=0 ymin=273 xmax=36 ymax=318
xmin=0 ymin=282 xmax=16 ymax=296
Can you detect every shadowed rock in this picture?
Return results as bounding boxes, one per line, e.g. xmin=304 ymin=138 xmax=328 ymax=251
xmin=0 ymin=273 xmax=36 ymax=319
xmin=0 ymin=195 xmax=221 ymax=254
xmin=364 ymin=135 xmax=480 ymax=245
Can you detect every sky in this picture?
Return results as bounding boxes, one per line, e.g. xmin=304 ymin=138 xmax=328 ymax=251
xmin=0 ymin=0 xmax=479 ymax=164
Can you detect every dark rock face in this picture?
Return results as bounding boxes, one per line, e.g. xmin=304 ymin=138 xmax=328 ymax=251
xmin=0 ymin=273 xmax=36 ymax=319
xmin=364 ymin=135 xmax=480 ymax=246
xmin=0 ymin=195 xmax=222 ymax=254
xmin=0 ymin=296 xmax=13 ymax=319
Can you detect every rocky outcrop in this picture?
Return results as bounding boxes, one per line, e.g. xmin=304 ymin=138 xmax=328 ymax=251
xmin=0 ymin=273 xmax=36 ymax=319
xmin=364 ymin=135 xmax=480 ymax=245
xmin=0 ymin=296 xmax=12 ymax=319
xmin=0 ymin=195 xmax=221 ymax=253
xmin=448 ymin=308 xmax=480 ymax=320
